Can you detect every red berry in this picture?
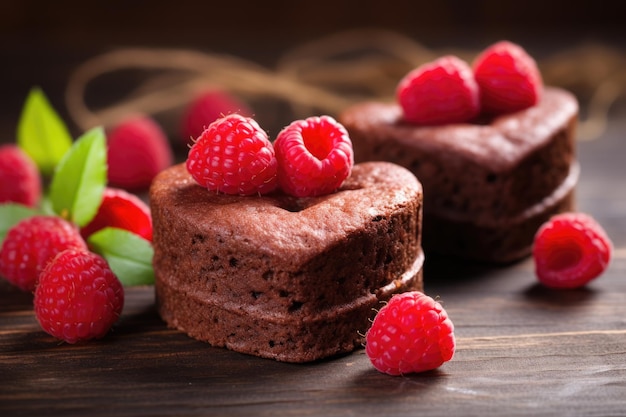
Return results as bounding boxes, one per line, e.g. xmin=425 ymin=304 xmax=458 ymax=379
xmin=396 ymin=55 xmax=480 ymax=125
xmin=0 ymin=144 xmax=42 ymax=207
xmin=533 ymin=212 xmax=612 ymax=289
xmin=180 ymin=89 xmax=252 ymax=147
xmin=186 ymin=114 xmax=278 ymax=195
xmin=473 ymin=40 xmax=543 ymax=114
xmin=107 ymin=114 xmax=174 ymax=191
xmin=0 ymin=216 xmax=87 ymax=291
xmin=274 ymin=115 xmax=354 ymax=197
xmin=81 ymin=187 xmax=152 ymax=242
xmin=366 ymin=291 xmax=455 ymax=376
xmin=34 ymin=249 xmax=124 ymax=344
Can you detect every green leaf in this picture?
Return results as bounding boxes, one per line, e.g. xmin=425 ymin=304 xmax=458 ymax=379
xmin=49 ymin=126 xmax=107 ymax=227
xmin=0 ymin=203 xmax=40 ymax=245
xmin=88 ymin=227 xmax=154 ymax=286
xmin=17 ymin=87 xmax=73 ymax=177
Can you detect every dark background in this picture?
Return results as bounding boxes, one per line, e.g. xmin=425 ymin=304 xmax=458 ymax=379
xmin=1 ymin=0 xmax=625 ymax=142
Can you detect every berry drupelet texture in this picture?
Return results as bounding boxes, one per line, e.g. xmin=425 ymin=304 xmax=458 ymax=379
xmin=533 ymin=212 xmax=612 ymax=289
xmin=186 ymin=113 xmax=278 ymax=196
xmin=366 ymin=291 xmax=455 ymax=376
xmin=274 ymin=115 xmax=354 ymax=197
xmin=34 ymin=249 xmax=124 ymax=344
xmin=0 ymin=216 xmax=87 ymax=292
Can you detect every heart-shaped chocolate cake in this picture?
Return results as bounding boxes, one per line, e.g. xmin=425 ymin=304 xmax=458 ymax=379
xmin=150 ymin=161 xmax=424 ymax=362
xmin=339 ymin=87 xmax=579 ymax=263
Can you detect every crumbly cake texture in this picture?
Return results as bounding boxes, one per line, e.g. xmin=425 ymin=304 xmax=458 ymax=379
xmin=339 ymin=87 xmax=579 ymax=263
xmin=150 ymin=161 xmax=424 ymax=362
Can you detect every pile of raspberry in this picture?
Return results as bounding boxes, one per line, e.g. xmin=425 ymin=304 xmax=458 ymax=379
xmin=185 ymin=113 xmax=354 ymax=198
xmin=1 ymin=147 xmax=152 ymax=344
xmin=0 ymin=215 xmax=125 ymax=344
xmin=396 ymin=40 xmax=543 ymax=125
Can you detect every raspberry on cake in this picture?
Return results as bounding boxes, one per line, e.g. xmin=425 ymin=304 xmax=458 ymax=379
xmin=186 ymin=113 xmax=278 ymax=196
xmin=274 ymin=115 xmax=354 ymax=197
xmin=473 ymin=40 xmax=543 ymax=114
xmin=150 ymin=161 xmax=425 ymax=362
xmin=339 ymin=41 xmax=579 ymax=263
xmin=396 ymin=55 xmax=480 ymax=125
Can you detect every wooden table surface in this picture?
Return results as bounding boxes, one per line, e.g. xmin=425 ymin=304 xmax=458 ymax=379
xmin=2 ymin=67 xmax=626 ymax=417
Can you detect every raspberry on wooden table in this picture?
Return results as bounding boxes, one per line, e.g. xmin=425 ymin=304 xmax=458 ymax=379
xmin=34 ymin=249 xmax=124 ymax=344
xmin=81 ymin=187 xmax=153 ymax=242
xmin=0 ymin=216 xmax=87 ymax=292
xmin=0 ymin=144 xmax=42 ymax=207
xmin=273 ymin=115 xmax=354 ymax=197
xmin=107 ymin=114 xmax=174 ymax=191
xmin=396 ymin=55 xmax=480 ymax=125
xmin=186 ymin=113 xmax=278 ymax=196
xmin=366 ymin=291 xmax=455 ymax=376
xmin=533 ymin=212 xmax=612 ymax=289
xmin=472 ymin=40 xmax=543 ymax=114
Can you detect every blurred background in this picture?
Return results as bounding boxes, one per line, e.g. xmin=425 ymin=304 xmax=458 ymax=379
xmin=0 ymin=0 xmax=625 ymax=245
xmin=1 ymin=0 xmax=625 ymax=142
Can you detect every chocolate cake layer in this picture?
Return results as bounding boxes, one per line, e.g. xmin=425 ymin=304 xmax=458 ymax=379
xmin=424 ymin=162 xmax=578 ymax=263
xmin=339 ymin=87 xmax=578 ymax=262
xmin=150 ymin=162 xmax=424 ymax=362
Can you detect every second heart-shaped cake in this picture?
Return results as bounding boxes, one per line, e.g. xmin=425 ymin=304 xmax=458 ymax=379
xmin=339 ymin=87 xmax=579 ymax=263
xmin=150 ymin=161 xmax=424 ymax=362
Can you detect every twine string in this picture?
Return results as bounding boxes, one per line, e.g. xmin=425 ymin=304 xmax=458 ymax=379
xmin=65 ymin=29 xmax=626 ymax=141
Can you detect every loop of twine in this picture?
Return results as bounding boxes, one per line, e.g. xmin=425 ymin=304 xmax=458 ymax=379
xmin=65 ymin=28 xmax=626 ymax=141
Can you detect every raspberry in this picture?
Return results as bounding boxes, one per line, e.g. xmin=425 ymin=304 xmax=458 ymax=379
xmin=396 ymin=55 xmax=480 ymax=125
xmin=107 ymin=114 xmax=174 ymax=191
xmin=532 ymin=212 xmax=612 ymax=289
xmin=273 ymin=116 xmax=354 ymax=197
xmin=34 ymin=249 xmax=124 ymax=344
xmin=0 ymin=144 xmax=42 ymax=207
xmin=186 ymin=113 xmax=278 ymax=196
xmin=180 ymin=89 xmax=253 ymax=147
xmin=473 ymin=41 xmax=543 ymax=114
xmin=0 ymin=216 xmax=87 ymax=291
xmin=81 ymin=187 xmax=152 ymax=242
xmin=365 ymin=291 xmax=455 ymax=376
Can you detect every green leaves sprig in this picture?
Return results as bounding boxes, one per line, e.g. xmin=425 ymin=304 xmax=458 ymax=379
xmin=49 ymin=127 xmax=107 ymax=227
xmin=1 ymin=87 xmax=154 ymax=286
xmin=17 ymin=87 xmax=73 ymax=177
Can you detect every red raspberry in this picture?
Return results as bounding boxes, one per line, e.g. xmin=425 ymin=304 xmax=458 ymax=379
xmin=366 ymin=291 xmax=455 ymax=376
xmin=81 ymin=187 xmax=152 ymax=242
xmin=273 ymin=115 xmax=354 ymax=197
xmin=107 ymin=114 xmax=174 ymax=191
xmin=34 ymin=249 xmax=124 ymax=344
xmin=533 ymin=212 xmax=612 ymax=289
xmin=0 ymin=216 xmax=87 ymax=292
xmin=396 ymin=55 xmax=480 ymax=125
xmin=0 ymin=144 xmax=42 ymax=207
xmin=186 ymin=113 xmax=278 ymax=196
xmin=180 ymin=89 xmax=253 ymax=147
xmin=473 ymin=40 xmax=543 ymax=114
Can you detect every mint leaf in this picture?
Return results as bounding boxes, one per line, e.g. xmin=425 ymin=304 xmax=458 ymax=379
xmin=49 ymin=126 xmax=107 ymax=227
xmin=17 ymin=87 xmax=73 ymax=177
xmin=0 ymin=203 xmax=40 ymax=245
xmin=88 ymin=228 xmax=154 ymax=286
